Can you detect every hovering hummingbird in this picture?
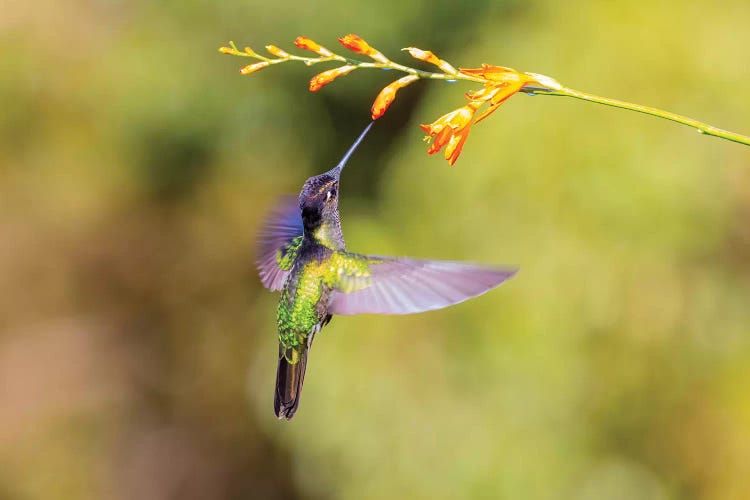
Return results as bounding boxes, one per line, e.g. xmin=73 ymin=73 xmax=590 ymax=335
xmin=256 ymin=122 xmax=517 ymax=420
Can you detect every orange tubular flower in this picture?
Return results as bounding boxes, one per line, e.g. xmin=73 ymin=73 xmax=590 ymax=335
xmin=459 ymin=65 xmax=539 ymax=123
xmin=294 ymin=36 xmax=333 ymax=57
xmin=420 ymin=102 xmax=481 ymax=166
xmin=473 ymin=81 xmax=528 ymax=123
xmin=371 ymin=75 xmax=419 ymax=119
xmin=339 ymin=34 xmax=389 ymax=64
xmin=239 ymin=61 xmax=270 ymax=75
xmin=459 ymin=64 xmax=520 ymax=80
xmin=309 ymin=65 xmax=357 ymax=91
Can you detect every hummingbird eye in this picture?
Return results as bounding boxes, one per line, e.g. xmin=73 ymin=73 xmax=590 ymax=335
xmin=326 ymin=188 xmax=336 ymax=201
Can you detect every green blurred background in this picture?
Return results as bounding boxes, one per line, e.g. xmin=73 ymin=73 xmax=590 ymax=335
xmin=1 ymin=1 xmax=749 ymax=499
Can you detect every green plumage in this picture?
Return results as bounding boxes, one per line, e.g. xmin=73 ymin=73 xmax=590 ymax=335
xmin=277 ymin=247 xmax=373 ymax=362
xmin=276 ymin=235 xmax=302 ymax=271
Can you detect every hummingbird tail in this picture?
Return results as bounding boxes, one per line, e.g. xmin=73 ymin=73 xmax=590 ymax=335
xmin=274 ymin=345 xmax=310 ymax=420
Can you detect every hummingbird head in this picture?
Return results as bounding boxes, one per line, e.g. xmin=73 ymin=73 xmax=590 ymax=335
xmin=298 ymin=122 xmax=373 ymax=229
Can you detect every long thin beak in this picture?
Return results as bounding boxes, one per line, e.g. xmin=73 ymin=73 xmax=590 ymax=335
xmin=328 ymin=122 xmax=374 ymax=178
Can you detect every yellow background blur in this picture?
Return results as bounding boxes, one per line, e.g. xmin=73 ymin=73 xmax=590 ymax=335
xmin=1 ymin=1 xmax=749 ymax=499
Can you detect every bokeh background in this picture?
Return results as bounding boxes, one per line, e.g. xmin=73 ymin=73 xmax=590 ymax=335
xmin=2 ymin=1 xmax=749 ymax=499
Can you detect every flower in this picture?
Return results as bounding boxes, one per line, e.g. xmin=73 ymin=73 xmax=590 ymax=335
xmin=294 ymin=36 xmax=333 ymax=57
xmin=403 ymin=47 xmax=457 ymax=74
xmin=371 ymin=75 xmax=419 ymax=119
xmin=239 ymin=61 xmax=270 ymax=75
xmin=339 ymin=34 xmax=389 ymax=64
xmin=309 ymin=65 xmax=357 ymax=91
xmin=471 ymin=81 xmax=527 ymax=123
xmin=459 ymin=64 xmax=521 ymax=81
xmin=459 ymin=65 xmax=539 ymax=123
xmin=420 ymin=102 xmax=481 ymax=165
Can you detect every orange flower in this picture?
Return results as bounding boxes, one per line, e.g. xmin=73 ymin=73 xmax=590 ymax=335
xmin=371 ymin=75 xmax=419 ymax=119
xmin=403 ymin=47 xmax=457 ymax=74
xmin=309 ymin=65 xmax=357 ymax=91
xmin=474 ymin=81 xmax=528 ymax=123
xmin=239 ymin=61 xmax=270 ymax=75
xmin=420 ymin=102 xmax=481 ymax=166
xmin=294 ymin=36 xmax=333 ymax=57
xmin=459 ymin=64 xmax=523 ymax=82
xmin=339 ymin=34 xmax=389 ymax=64
xmin=458 ymin=65 xmax=539 ymax=124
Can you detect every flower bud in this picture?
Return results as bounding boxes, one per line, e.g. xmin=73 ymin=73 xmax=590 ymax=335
xmin=239 ymin=61 xmax=270 ymax=75
xmin=309 ymin=65 xmax=356 ymax=91
xmin=403 ymin=47 xmax=457 ymax=74
xmin=371 ymin=75 xmax=419 ymax=119
xmin=339 ymin=34 xmax=389 ymax=64
xmin=294 ymin=36 xmax=333 ymax=57
xmin=265 ymin=45 xmax=290 ymax=58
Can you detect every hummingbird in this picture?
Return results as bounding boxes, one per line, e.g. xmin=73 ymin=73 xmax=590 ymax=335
xmin=256 ymin=122 xmax=517 ymax=420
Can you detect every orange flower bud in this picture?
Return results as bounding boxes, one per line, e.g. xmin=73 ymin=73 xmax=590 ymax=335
xmin=309 ymin=65 xmax=356 ymax=92
xmin=371 ymin=75 xmax=419 ymax=119
xmin=294 ymin=36 xmax=333 ymax=57
xmin=403 ymin=47 xmax=457 ymax=74
xmin=338 ymin=34 xmax=371 ymax=54
xmin=339 ymin=34 xmax=389 ymax=64
xmin=404 ymin=47 xmax=437 ymax=64
xmin=239 ymin=61 xmax=270 ymax=75
xmin=265 ymin=45 xmax=290 ymax=58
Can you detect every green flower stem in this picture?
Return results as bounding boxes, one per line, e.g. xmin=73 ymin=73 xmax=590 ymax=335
xmin=348 ymin=60 xmax=485 ymax=83
xmin=538 ymin=87 xmax=750 ymax=147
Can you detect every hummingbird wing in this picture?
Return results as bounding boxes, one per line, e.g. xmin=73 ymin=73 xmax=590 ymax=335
xmin=328 ymin=254 xmax=517 ymax=315
xmin=256 ymin=196 xmax=304 ymax=291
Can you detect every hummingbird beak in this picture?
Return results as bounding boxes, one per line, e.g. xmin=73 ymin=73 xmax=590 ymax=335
xmin=327 ymin=121 xmax=374 ymax=179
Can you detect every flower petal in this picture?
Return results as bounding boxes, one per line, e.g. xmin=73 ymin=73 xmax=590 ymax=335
xmin=428 ymin=127 xmax=453 ymax=155
xmin=473 ymin=81 xmax=526 ymax=123
xmin=444 ymin=128 xmax=470 ymax=165
xmin=459 ymin=64 xmax=519 ymax=80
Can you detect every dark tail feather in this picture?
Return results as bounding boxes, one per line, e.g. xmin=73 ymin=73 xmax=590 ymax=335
xmin=274 ymin=346 xmax=309 ymax=420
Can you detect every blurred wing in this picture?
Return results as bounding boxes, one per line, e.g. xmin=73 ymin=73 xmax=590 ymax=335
xmin=256 ymin=196 xmax=304 ymax=291
xmin=328 ymin=255 xmax=517 ymax=315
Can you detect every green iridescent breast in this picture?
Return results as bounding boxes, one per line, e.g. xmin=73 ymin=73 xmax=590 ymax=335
xmin=276 ymin=250 xmax=377 ymax=359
